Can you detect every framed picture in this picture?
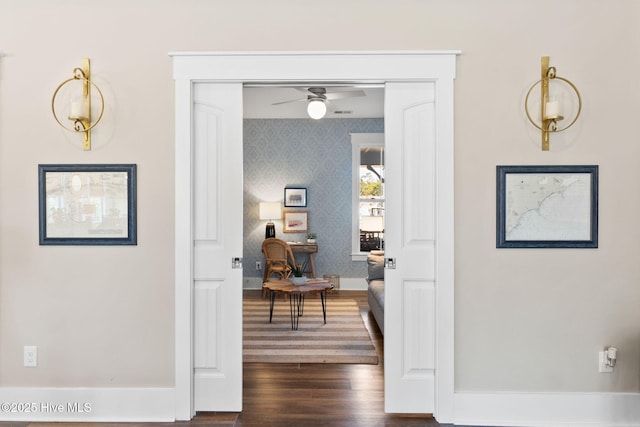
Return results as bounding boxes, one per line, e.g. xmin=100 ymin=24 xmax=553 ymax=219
xmin=284 ymin=187 xmax=307 ymax=207
xmin=39 ymin=164 xmax=137 ymax=245
xmin=283 ymin=210 xmax=308 ymax=233
xmin=496 ymin=165 xmax=598 ymax=248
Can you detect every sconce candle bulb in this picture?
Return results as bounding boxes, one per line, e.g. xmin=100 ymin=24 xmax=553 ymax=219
xmin=544 ymin=97 xmax=562 ymax=119
xmin=70 ymin=96 xmax=89 ymax=120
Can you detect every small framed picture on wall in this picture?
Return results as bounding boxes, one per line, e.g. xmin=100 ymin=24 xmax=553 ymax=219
xmin=284 ymin=187 xmax=307 ymax=207
xmin=283 ymin=211 xmax=308 ymax=233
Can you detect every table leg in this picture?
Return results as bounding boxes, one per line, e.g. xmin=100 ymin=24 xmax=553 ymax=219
xmin=321 ymin=290 xmax=327 ymax=324
xmin=269 ymin=290 xmax=275 ymax=323
xmin=298 ymin=294 xmax=305 ymax=317
xmin=289 ymin=294 xmax=302 ymax=330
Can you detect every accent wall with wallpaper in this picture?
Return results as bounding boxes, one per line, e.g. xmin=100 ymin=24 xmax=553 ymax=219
xmin=243 ymin=118 xmax=384 ymax=287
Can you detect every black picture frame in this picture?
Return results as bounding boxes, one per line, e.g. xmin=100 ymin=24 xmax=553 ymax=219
xmin=496 ymin=165 xmax=598 ymax=248
xmin=284 ymin=187 xmax=307 ymax=207
xmin=39 ymin=164 xmax=137 ymax=245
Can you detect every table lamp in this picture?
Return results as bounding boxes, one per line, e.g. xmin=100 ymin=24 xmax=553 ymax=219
xmin=259 ymin=202 xmax=281 ymax=239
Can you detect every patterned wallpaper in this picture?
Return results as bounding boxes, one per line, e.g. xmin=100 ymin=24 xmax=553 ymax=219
xmin=243 ymin=118 xmax=384 ymax=281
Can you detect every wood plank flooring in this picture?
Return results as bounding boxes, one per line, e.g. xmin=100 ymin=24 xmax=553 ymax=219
xmin=0 ymin=290 xmax=444 ymax=427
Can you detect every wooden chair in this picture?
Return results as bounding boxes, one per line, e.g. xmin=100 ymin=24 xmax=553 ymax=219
xmin=261 ymin=238 xmax=296 ymax=297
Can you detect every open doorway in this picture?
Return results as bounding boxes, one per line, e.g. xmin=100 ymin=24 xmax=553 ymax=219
xmin=172 ymin=51 xmax=457 ymax=422
xmin=239 ymin=85 xmax=386 ymax=399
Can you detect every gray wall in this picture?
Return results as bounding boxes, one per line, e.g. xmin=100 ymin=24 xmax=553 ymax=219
xmin=243 ymin=119 xmax=384 ymax=281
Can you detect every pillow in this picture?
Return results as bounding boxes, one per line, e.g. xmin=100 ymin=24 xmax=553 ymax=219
xmin=367 ymin=252 xmax=385 ymax=282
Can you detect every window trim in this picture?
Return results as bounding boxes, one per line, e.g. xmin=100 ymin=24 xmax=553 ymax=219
xmin=351 ymin=132 xmax=384 ymax=261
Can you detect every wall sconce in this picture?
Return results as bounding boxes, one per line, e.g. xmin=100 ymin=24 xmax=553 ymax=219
xmin=51 ymin=58 xmax=104 ymax=151
xmin=259 ymin=202 xmax=281 ymax=239
xmin=525 ymin=56 xmax=582 ymax=151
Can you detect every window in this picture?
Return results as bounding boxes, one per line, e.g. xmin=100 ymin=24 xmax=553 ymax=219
xmin=351 ymin=133 xmax=384 ymax=261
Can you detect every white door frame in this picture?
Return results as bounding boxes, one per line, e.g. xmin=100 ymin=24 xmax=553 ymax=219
xmin=171 ymin=50 xmax=458 ymax=423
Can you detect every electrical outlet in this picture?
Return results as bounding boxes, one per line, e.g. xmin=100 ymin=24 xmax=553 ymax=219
xmin=599 ymin=351 xmax=613 ymax=373
xmin=24 ymin=346 xmax=37 ymax=367
xmin=256 ymin=261 xmax=262 ymax=270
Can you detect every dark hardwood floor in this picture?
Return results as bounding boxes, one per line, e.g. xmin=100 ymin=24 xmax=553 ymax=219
xmin=0 ymin=290 xmax=444 ymax=427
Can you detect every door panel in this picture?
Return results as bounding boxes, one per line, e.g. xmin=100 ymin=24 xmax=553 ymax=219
xmin=384 ymin=82 xmax=437 ymax=413
xmin=192 ymin=83 xmax=243 ymax=411
xmin=402 ymin=280 xmax=436 ymax=375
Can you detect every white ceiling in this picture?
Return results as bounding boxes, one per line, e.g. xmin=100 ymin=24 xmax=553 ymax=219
xmin=243 ymin=86 xmax=384 ymax=119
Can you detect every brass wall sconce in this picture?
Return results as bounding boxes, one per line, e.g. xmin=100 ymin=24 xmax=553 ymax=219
xmin=525 ymin=56 xmax=582 ymax=151
xmin=51 ymin=58 xmax=104 ymax=150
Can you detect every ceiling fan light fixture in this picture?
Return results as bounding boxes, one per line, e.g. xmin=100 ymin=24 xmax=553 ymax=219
xmin=307 ymin=99 xmax=327 ymax=119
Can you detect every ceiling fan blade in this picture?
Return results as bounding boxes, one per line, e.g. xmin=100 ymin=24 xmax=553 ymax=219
xmin=272 ymin=98 xmax=307 ymax=106
xmin=325 ymin=90 xmax=366 ymax=101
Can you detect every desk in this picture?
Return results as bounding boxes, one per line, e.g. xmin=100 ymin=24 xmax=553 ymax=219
xmin=287 ymin=242 xmax=317 ymax=278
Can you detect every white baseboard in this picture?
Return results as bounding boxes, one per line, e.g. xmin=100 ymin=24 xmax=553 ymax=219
xmin=454 ymin=391 xmax=640 ymax=426
xmin=244 ymin=277 xmax=368 ymax=291
xmin=0 ymin=387 xmax=174 ymax=422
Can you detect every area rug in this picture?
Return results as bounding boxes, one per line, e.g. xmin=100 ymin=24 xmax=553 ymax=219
xmin=243 ymin=298 xmax=378 ymax=364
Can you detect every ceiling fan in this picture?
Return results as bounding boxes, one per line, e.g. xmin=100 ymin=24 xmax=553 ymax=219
xmin=272 ymin=87 xmax=366 ymax=119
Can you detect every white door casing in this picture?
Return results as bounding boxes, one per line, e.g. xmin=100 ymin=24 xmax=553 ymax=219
xmin=171 ymin=51 xmax=457 ymax=422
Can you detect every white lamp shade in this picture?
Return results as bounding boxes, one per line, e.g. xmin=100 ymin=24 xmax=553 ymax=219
xmin=259 ymin=202 xmax=281 ymax=220
xmin=307 ymin=99 xmax=327 ymax=119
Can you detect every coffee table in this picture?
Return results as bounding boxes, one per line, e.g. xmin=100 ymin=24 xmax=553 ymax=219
xmin=263 ymin=278 xmax=334 ymax=330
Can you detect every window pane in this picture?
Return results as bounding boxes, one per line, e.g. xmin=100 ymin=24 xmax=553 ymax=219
xmin=359 ymin=146 xmax=384 ymax=251
xmin=359 ymin=147 xmax=384 ymax=198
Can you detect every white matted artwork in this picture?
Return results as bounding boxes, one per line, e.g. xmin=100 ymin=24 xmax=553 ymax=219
xmin=283 ymin=210 xmax=308 ymax=233
xmin=284 ymin=187 xmax=307 ymax=207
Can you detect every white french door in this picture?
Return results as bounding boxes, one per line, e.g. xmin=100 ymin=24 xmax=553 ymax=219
xmin=192 ymin=83 xmax=244 ymax=411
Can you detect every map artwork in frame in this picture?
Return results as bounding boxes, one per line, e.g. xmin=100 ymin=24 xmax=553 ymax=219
xmin=496 ymin=165 xmax=598 ymax=248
